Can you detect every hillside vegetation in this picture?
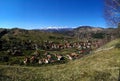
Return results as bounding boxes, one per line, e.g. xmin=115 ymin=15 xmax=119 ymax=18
xmin=0 ymin=39 xmax=120 ymax=81
xmin=0 ymin=28 xmax=76 ymax=56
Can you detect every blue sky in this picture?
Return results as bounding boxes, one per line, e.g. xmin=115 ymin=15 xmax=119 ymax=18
xmin=0 ymin=0 xmax=105 ymax=29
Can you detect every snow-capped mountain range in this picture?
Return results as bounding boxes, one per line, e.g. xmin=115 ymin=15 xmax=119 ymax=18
xmin=40 ymin=27 xmax=74 ymax=33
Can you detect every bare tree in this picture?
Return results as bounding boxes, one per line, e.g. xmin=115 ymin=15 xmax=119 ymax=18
xmin=104 ymin=0 xmax=120 ymax=27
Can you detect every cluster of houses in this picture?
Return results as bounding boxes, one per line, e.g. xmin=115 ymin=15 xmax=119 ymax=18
xmin=23 ymin=40 xmax=102 ymax=65
xmin=39 ymin=40 xmax=100 ymax=50
xmin=23 ymin=51 xmax=83 ymax=65
xmin=0 ymin=39 xmax=104 ymax=65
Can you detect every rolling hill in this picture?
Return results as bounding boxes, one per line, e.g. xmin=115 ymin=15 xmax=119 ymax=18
xmin=0 ymin=39 xmax=120 ymax=81
xmin=0 ymin=28 xmax=75 ymax=50
xmin=0 ymin=26 xmax=120 ymax=81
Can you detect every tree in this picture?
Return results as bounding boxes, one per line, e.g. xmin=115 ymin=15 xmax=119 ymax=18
xmin=104 ymin=0 xmax=120 ymax=27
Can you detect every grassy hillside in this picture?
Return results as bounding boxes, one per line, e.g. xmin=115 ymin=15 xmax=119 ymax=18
xmin=0 ymin=28 xmax=76 ymax=55
xmin=0 ymin=39 xmax=120 ymax=81
xmin=1 ymin=28 xmax=74 ymax=43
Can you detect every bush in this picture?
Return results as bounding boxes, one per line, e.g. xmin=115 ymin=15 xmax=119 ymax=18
xmin=115 ymin=42 xmax=120 ymax=48
xmin=8 ymin=59 xmax=22 ymax=65
xmin=92 ymin=33 xmax=105 ymax=39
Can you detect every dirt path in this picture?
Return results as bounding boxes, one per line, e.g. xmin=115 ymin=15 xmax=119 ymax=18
xmin=94 ymin=46 xmax=114 ymax=53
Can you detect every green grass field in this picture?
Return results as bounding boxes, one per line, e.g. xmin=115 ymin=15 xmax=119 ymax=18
xmin=0 ymin=39 xmax=120 ymax=81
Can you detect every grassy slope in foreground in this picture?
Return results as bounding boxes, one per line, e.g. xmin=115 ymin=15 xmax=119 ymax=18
xmin=0 ymin=40 xmax=120 ymax=81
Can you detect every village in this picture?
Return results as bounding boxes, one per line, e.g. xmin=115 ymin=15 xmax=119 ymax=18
xmin=0 ymin=39 xmax=104 ymax=66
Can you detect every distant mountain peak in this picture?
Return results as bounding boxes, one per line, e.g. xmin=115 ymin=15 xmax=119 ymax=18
xmin=41 ymin=26 xmax=69 ymax=30
xmin=74 ymin=26 xmax=104 ymax=32
xmin=40 ymin=27 xmax=73 ymax=33
xmin=77 ymin=26 xmax=103 ymax=29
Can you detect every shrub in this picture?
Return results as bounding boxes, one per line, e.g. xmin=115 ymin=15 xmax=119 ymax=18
xmin=115 ymin=42 xmax=120 ymax=48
